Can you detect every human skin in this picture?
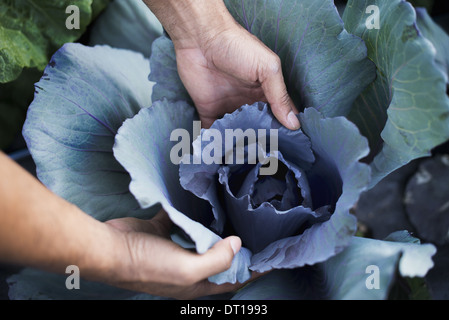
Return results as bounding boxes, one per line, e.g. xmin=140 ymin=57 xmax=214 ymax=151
xmin=143 ymin=0 xmax=300 ymax=129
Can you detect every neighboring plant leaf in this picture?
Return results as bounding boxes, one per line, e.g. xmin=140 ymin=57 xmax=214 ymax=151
xmin=89 ymin=0 xmax=163 ymax=57
xmin=407 ymin=277 xmax=432 ymax=299
xmin=388 ymin=276 xmax=432 ymax=300
xmin=233 ymin=231 xmax=436 ymax=300
xmin=343 ymin=0 xmax=449 ymax=186
xmin=0 ymin=0 xmax=106 ymax=83
xmin=22 ymin=43 xmax=157 ymax=221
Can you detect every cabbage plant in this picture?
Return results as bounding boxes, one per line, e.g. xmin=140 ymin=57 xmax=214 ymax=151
xmin=8 ymin=0 xmax=449 ymax=300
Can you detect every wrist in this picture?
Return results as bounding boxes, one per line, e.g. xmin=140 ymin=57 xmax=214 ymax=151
xmin=84 ymin=222 xmax=140 ymax=288
xmin=80 ymin=223 xmax=130 ymax=285
xmin=144 ymin=0 xmax=238 ymax=49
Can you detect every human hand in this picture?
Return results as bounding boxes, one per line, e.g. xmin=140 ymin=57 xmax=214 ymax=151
xmin=145 ymin=0 xmax=300 ymax=130
xmin=174 ymin=21 xmax=300 ymax=130
xmin=104 ymin=210 xmax=259 ymax=299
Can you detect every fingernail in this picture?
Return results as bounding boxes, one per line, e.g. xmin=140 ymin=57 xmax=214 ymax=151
xmin=287 ymin=111 xmax=300 ymax=130
xmin=230 ymin=237 xmax=241 ymax=255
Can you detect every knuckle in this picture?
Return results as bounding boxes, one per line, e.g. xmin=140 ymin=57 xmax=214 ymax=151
xmin=268 ymin=54 xmax=282 ymax=74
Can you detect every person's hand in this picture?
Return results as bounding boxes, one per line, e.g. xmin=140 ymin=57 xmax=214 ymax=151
xmin=144 ymin=0 xmax=300 ymax=130
xmin=104 ymin=210 xmax=258 ymax=299
xmin=174 ymin=21 xmax=300 ymax=130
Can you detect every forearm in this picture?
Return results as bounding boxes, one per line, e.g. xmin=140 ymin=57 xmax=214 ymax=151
xmin=0 ymin=152 xmax=120 ymax=281
xmin=142 ymin=0 xmax=238 ymax=48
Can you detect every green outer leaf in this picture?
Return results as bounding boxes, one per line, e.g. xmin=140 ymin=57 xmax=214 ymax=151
xmin=0 ymin=0 xmax=95 ymax=83
xmin=224 ymin=0 xmax=376 ymax=117
xmin=343 ymin=0 xmax=449 ymax=187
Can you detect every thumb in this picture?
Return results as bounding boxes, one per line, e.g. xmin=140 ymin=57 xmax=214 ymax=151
xmin=260 ymin=56 xmax=300 ymax=130
xmin=193 ymin=236 xmax=241 ymax=280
